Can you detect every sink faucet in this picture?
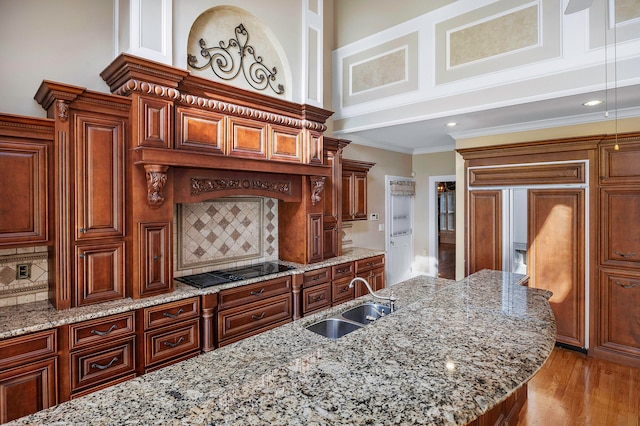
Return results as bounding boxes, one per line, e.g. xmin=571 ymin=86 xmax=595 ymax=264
xmin=349 ymin=277 xmax=397 ymax=312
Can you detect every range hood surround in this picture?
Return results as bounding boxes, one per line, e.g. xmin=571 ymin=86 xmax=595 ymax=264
xmin=100 ymin=54 xmax=333 ymax=209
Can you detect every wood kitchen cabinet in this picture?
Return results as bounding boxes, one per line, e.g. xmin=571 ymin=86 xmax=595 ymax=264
xmin=217 ymin=276 xmax=293 ymax=346
xmin=342 ymin=159 xmax=375 ymax=221
xmin=591 ymin=135 xmax=640 ymax=367
xmin=322 ymin=137 xmax=350 ymax=258
xmin=140 ymin=297 xmax=200 ymax=373
xmin=355 ymin=255 xmax=386 ymax=297
xmin=331 ymin=261 xmax=355 ymax=305
xmin=460 ymin=139 xmax=597 ymax=350
xmin=58 ymin=312 xmax=137 ymax=401
xmin=301 ymin=267 xmax=332 ymax=316
xmin=0 ymin=115 xmax=53 ymax=247
xmin=0 ymin=330 xmax=57 ymax=423
xmin=34 ymin=82 xmax=130 ymax=310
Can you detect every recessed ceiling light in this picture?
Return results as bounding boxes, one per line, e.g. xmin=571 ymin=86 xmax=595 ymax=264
xmin=445 ymin=122 xmax=458 ymax=127
xmin=583 ymin=100 xmax=604 ymax=107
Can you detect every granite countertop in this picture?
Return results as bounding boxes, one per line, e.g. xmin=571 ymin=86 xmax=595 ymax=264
xmin=6 ymin=269 xmax=556 ymax=426
xmin=0 ymin=247 xmax=384 ymax=340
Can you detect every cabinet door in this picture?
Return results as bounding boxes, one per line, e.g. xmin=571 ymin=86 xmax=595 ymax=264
xmin=0 ymin=140 xmax=48 ymax=246
xmin=600 ymin=188 xmax=640 ymax=268
xmin=308 ymin=213 xmax=323 ymax=263
xmin=599 ymin=140 xmax=640 ymax=185
xmin=0 ymin=358 xmax=57 ymax=423
xmin=139 ymin=222 xmax=171 ymax=297
xmin=342 ymin=173 xmax=354 ymax=220
xmin=353 ymin=172 xmax=368 ymax=220
xmin=528 ymin=189 xmax=585 ymax=348
xmin=468 ymin=190 xmax=502 ymax=274
xmin=75 ymin=242 xmax=126 ymax=306
xmin=323 ymin=223 xmax=338 ymax=259
xmin=355 ymin=266 xmax=385 ymax=298
xmin=598 ymin=269 xmax=640 ymax=357
xmin=74 ymin=114 xmax=125 ymax=240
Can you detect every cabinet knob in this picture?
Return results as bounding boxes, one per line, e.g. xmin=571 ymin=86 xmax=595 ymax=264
xmin=614 ymin=250 xmax=637 ymax=258
xmin=615 ymin=281 xmax=638 ymax=289
xmin=162 ymin=308 xmax=184 ymax=319
xmin=91 ymin=356 xmax=119 ymax=370
xmin=153 ymin=255 xmax=159 ymax=260
xmin=163 ymin=336 xmax=186 ymax=348
xmin=79 ymin=228 xmax=87 ymax=233
xmin=251 ymin=312 xmax=266 ymax=320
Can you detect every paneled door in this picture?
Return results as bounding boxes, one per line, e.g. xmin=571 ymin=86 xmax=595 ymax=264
xmin=386 ymin=176 xmax=415 ymax=285
xmin=528 ymin=189 xmax=586 ymax=348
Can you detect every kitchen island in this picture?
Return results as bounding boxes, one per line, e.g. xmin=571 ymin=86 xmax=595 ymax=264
xmin=6 ymin=269 xmax=555 ymax=425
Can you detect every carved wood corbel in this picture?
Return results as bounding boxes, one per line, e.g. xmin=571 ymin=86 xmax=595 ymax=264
xmin=310 ymin=176 xmax=325 ymax=205
xmin=144 ymin=165 xmax=169 ymax=207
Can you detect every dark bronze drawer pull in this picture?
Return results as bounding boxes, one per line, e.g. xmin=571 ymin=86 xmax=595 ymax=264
xmin=91 ymin=357 xmax=119 ymax=370
xmin=615 ymin=281 xmax=638 ymax=289
xmin=337 ymin=268 xmax=348 ymax=274
xmin=163 ymin=336 xmax=186 ymax=348
xmin=338 ymin=287 xmax=348 ymax=293
xmin=251 ymin=312 xmax=266 ymax=320
xmin=311 ymin=295 xmax=325 ymax=302
xmin=163 ymin=308 xmax=184 ymax=319
xmin=614 ymin=250 xmax=637 ymax=258
xmin=250 ymin=288 xmax=265 ymax=296
xmin=90 ymin=324 xmax=117 ymax=336
xmin=312 ymin=275 xmax=320 ymax=280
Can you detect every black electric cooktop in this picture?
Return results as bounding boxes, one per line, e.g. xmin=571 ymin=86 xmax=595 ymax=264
xmin=175 ymin=262 xmax=295 ymax=289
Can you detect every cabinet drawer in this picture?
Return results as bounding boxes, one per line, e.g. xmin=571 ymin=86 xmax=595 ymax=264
xmin=598 ymin=268 xmax=640 ymax=356
xmin=144 ymin=318 xmax=200 ymax=367
xmin=302 ymin=268 xmax=330 ymax=287
xmin=143 ymin=297 xmax=200 ymax=330
xmin=70 ymin=336 xmax=136 ymax=393
xmin=68 ymin=312 xmax=135 ymax=351
xmin=332 ymin=276 xmax=355 ymax=305
xmin=218 ymin=293 xmax=292 ymax=342
xmin=332 ymin=262 xmax=354 ymax=280
xmin=218 ymin=276 xmax=291 ymax=310
xmin=355 ymin=255 xmax=385 ymax=273
xmin=302 ymin=282 xmax=331 ymax=314
xmin=0 ymin=329 xmax=57 ymax=370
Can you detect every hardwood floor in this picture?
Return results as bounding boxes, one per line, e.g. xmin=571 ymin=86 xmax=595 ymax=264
xmin=517 ymin=347 xmax=640 ymax=426
xmin=437 ymin=242 xmax=456 ymax=279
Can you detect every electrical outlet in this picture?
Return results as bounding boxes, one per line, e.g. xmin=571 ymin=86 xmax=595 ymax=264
xmin=378 ymin=224 xmax=385 ymax=232
xmin=16 ymin=263 xmax=31 ymax=280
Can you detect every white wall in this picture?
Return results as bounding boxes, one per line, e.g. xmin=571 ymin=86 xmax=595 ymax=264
xmin=0 ymin=0 xmax=307 ymax=118
xmin=0 ymin=0 xmax=115 ymax=117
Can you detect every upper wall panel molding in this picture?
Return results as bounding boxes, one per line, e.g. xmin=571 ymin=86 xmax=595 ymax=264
xmin=331 ymin=0 xmax=640 ymax=130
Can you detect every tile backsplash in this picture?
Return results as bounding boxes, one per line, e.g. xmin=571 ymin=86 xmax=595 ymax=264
xmin=0 ymin=197 xmax=280 ymax=306
xmin=174 ymin=197 xmax=279 ymax=277
xmin=0 ymin=246 xmax=49 ymax=307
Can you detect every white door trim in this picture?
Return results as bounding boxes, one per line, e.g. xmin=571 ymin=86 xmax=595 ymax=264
xmin=428 ymin=175 xmax=456 ymax=277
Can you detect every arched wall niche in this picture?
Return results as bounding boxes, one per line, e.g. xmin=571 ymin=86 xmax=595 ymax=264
xmin=187 ymin=5 xmax=293 ymax=101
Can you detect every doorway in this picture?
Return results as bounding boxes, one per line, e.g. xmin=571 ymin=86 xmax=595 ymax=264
xmin=436 ymin=181 xmax=456 ymax=279
xmin=428 ymin=175 xmax=456 ymax=279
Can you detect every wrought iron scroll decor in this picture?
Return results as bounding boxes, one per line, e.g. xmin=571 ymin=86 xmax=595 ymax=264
xmin=187 ymin=23 xmax=285 ymax=95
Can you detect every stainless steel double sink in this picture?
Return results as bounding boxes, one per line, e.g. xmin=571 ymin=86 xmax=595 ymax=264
xmin=305 ymin=302 xmax=394 ymax=340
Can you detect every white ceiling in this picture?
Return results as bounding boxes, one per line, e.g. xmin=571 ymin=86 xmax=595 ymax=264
xmin=339 ymin=82 xmax=640 ymax=154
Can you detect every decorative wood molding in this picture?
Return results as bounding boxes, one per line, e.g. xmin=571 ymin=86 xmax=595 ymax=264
xmin=190 ymin=176 xmax=292 ymax=196
xmin=56 ymin=100 xmax=69 ymax=122
xmin=144 ymin=164 xmax=169 ymax=207
xmin=310 ymin=176 xmax=326 ymax=205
